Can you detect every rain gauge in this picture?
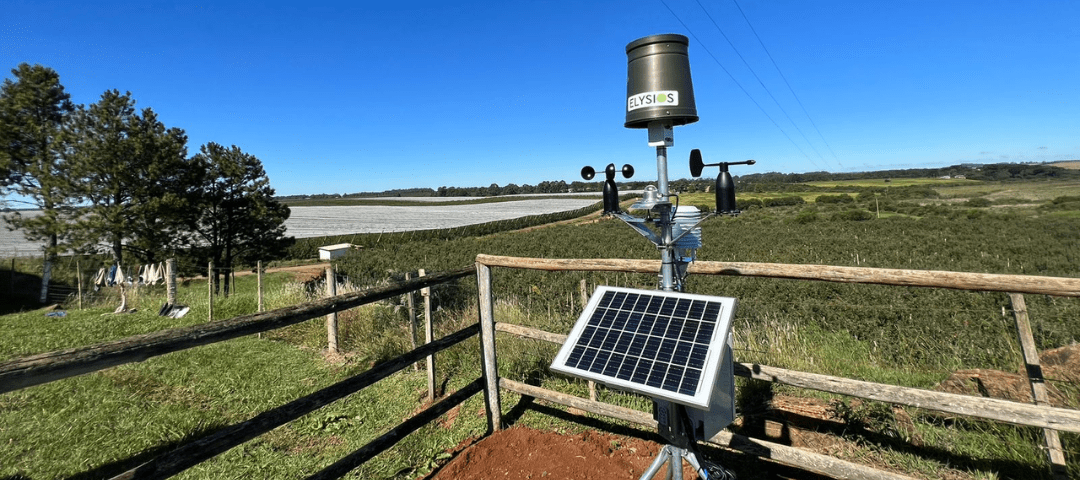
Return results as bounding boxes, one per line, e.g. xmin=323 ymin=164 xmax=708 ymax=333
xmin=553 ymin=33 xmax=757 ymax=480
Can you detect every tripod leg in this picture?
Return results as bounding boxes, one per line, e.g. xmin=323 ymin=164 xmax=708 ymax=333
xmin=682 ymin=450 xmax=708 ymax=480
xmin=640 ymin=446 xmax=672 ymax=480
xmin=670 ymin=446 xmax=684 ymax=480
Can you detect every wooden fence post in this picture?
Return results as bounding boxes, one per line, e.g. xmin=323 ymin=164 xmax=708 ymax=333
xmin=257 ymin=260 xmax=264 ymax=313
xmin=476 ymin=262 xmax=502 ymax=431
xmin=405 ymin=272 xmax=419 ymax=371
xmin=207 ymin=261 xmax=213 ymax=321
xmin=420 ymin=269 xmax=435 ymax=402
xmin=1009 ymin=293 xmax=1069 ymax=479
xmin=166 ymin=258 xmax=177 ymax=306
xmin=580 ymin=278 xmax=596 ymax=401
xmin=76 ymin=261 xmax=82 ymax=310
xmin=257 ymin=260 xmax=264 ymax=340
xmin=326 ymin=266 xmax=338 ymax=354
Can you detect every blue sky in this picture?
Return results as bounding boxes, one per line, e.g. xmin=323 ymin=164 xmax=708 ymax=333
xmin=3 ymin=0 xmax=1077 ymax=197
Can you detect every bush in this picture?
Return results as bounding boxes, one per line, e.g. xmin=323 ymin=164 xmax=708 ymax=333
xmin=793 ymin=209 xmax=819 ymax=224
xmin=964 ymin=197 xmax=992 ymax=207
xmin=1043 ymin=195 xmax=1080 ymax=211
xmin=815 ymin=194 xmax=855 ymax=204
xmin=831 ymin=209 xmax=874 ymax=221
xmin=761 ymin=196 xmax=805 ymax=207
xmin=1051 ymin=195 xmax=1080 ymax=204
xmin=737 ymin=198 xmax=763 ymax=210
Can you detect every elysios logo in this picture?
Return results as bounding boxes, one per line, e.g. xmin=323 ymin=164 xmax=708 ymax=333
xmin=627 ymin=90 xmax=679 ymax=112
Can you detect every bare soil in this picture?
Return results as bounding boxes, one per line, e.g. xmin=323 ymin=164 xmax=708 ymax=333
xmin=419 ymin=348 xmax=1080 ymax=480
xmin=424 ymin=426 xmax=697 ymax=480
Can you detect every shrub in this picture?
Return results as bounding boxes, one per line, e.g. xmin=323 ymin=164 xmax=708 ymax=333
xmin=1043 ymin=195 xmax=1080 ymax=211
xmin=964 ymin=197 xmax=992 ymax=208
xmin=761 ymin=196 xmax=805 ymax=207
xmin=737 ymin=198 xmax=763 ymax=210
xmin=815 ymin=194 xmax=855 ymax=204
xmin=831 ymin=209 xmax=874 ymax=221
xmin=793 ymin=209 xmax=819 ymax=224
xmin=1051 ymin=195 xmax=1080 ymax=204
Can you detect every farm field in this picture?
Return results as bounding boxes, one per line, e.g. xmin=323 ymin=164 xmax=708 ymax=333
xmin=284 ymin=198 xmax=597 ymax=238
xmin=0 ymin=198 xmax=599 ymax=256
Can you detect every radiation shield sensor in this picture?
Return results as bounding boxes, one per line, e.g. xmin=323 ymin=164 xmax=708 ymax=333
xmin=550 ymin=286 xmax=737 ymax=410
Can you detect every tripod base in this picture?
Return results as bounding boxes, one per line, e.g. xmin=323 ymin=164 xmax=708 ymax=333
xmin=639 ymin=444 xmax=707 ymax=480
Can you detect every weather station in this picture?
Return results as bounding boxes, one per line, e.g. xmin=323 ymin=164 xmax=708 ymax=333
xmin=552 ymin=34 xmax=757 ymax=479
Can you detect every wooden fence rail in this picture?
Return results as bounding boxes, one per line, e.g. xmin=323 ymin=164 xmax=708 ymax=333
xmin=475 ymin=254 xmax=1080 ymax=297
xmin=0 ymin=268 xmax=474 ymax=395
xmin=476 ymin=254 xmax=1079 ymax=479
xmin=499 ymin=378 xmax=916 ymax=480
xmin=493 ymin=323 xmax=1080 ymax=433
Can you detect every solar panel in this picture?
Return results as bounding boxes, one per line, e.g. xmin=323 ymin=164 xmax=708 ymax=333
xmin=550 ymin=286 xmax=737 ymax=409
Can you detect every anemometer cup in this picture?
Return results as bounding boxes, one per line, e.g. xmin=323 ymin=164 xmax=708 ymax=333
xmin=581 ymin=163 xmax=635 ymax=215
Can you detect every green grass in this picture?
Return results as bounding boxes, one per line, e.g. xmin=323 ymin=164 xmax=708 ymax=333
xmin=0 ymin=272 xmax=302 ymax=361
xmin=0 ymin=271 xmax=493 ymax=479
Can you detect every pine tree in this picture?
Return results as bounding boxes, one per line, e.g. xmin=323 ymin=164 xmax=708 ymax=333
xmin=190 ymin=142 xmax=291 ymax=296
xmin=62 ymin=90 xmax=192 ymax=266
xmin=0 ymin=63 xmax=75 ymax=302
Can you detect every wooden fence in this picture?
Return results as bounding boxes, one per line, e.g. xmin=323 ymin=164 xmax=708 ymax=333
xmin=3 ymin=255 xmax=1079 ymax=478
xmin=0 ymin=267 xmax=486 ymax=480
xmin=475 ymin=254 xmax=1080 ymax=480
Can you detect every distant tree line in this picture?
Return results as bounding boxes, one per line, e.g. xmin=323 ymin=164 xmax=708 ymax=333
xmin=290 ymin=162 xmax=1078 ymax=201
xmin=0 ymin=63 xmax=291 ymax=299
xmin=738 ymin=163 xmax=1078 ymax=186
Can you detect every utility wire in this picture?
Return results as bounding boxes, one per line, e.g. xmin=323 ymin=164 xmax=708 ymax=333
xmin=730 ymin=0 xmax=843 ymax=167
xmin=659 ymin=0 xmax=819 ymax=168
xmin=694 ymin=0 xmax=830 ymax=170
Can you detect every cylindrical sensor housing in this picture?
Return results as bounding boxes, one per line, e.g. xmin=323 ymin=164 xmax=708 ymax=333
xmin=625 ymin=34 xmax=698 ymax=129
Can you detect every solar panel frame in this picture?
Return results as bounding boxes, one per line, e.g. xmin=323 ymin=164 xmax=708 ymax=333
xmin=550 ymin=286 xmax=737 ymax=409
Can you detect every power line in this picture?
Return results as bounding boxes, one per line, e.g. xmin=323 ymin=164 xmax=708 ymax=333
xmin=730 ymin=0 xmax=843 ymax=167
xmin=694 ymin=0 xmax=830 ymax=170
xmin=659 ymin=0 xmax=819 ymax=169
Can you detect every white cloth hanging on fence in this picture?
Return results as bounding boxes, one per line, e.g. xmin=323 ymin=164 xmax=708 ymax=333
xmin=140 ymin=263 xmax=152 ymax=285
xmin=93 ymin=267 xmax=107 ymax=287
xmin=153 ymin=262 xmax=164 ymax=284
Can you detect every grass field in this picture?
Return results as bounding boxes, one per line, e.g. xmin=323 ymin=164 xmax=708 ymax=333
xmin=802 ymin=177 xmax=978 ymax=188
xmin=1050 ymin=160 xmax=1080 ymax=170
xmin=3 ymin=175 xmax=1079 ymax=479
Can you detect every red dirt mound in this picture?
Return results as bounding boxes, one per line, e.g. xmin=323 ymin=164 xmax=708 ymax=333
xmin=424 ymin=426 xmax=696 ymax=480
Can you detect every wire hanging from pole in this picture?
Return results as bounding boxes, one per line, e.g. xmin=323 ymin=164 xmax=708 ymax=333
xmin=659 ymin=0 xmax=819 ymax=168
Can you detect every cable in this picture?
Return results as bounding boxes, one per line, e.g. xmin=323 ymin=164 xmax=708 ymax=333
xmin=730 ymin=0 xmax=843 ymax=167
xmin=694 ymin=0 xmax=830 ymax=170
xmin=659 ymin=0 xmax=820 ymax=169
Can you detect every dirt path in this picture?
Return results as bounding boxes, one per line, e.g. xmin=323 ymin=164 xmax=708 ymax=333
xmin=182 ymin=262 xmax=330 ymax=283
